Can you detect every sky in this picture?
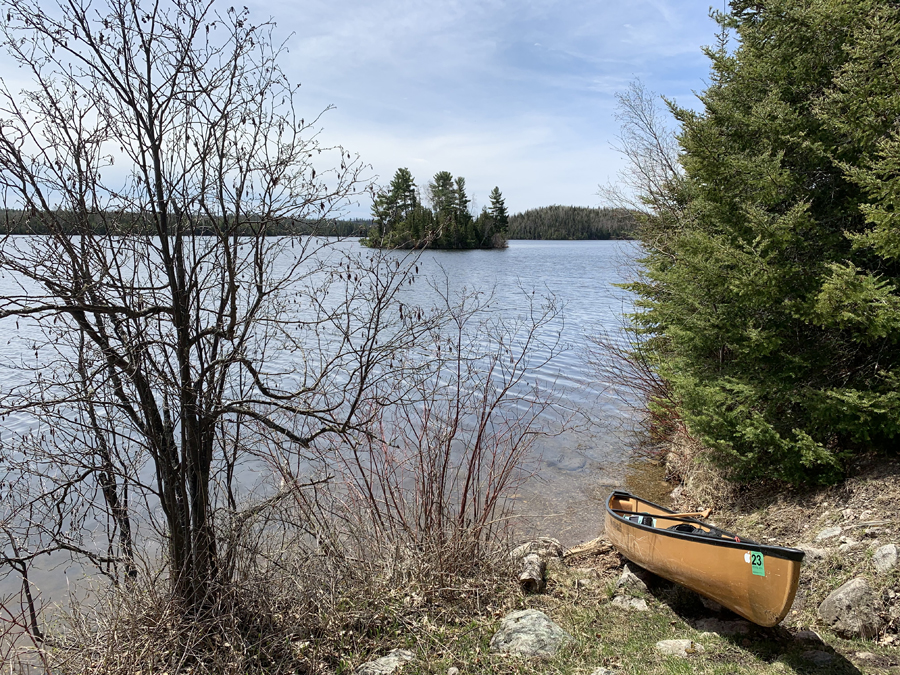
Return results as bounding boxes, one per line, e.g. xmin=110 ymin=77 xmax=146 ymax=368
xmin=245 ymin=0 xmax=723 ymax=217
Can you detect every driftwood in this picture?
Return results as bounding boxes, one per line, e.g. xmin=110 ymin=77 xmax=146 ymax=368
xmin=518 ymin=553 xmax=547 ymax=592
xmin=563 ymin=536 xmax=613 ymax=558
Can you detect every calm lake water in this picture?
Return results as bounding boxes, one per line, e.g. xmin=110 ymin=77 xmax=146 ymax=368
xmin=0 ymin=238 xmax=654 ymax=607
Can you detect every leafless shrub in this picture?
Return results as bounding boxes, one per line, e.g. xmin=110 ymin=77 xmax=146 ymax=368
xmin=586 ymin=325 xmax=685 ymax=463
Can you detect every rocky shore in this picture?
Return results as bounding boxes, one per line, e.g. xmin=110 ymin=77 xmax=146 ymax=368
xmin=348 ymin=454 xmax=899 ymax=674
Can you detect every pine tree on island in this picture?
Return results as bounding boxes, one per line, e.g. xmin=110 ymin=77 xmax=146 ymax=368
xmin=363 ymin=168 xmax=508 ymax=249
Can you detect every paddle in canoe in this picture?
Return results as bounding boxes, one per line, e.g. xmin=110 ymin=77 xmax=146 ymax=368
xmin=605 ymin=490 xmax=804 ymax=627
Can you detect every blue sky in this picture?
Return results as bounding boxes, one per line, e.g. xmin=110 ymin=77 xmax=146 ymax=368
xmin=248 ymin=0 xmax=723 ymax=217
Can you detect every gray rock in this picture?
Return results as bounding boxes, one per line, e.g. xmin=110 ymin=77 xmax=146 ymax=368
xmin=356 ymin=649 xmax=415 ymax=675
xmin=489 ymin=609 xmax=572 ymax=658
xmin=655 ymin=639 xmax=704 ymax=657
xmin=801 ymin=650 xmax=834 ymax=666
xmin=873 ymin=543 xmax=898 ymax=573
xmin=817 ymin=577 xmax=883 ymax=638
xmin=794 ymin=629 xmax=822 ymax=642
xmin=611 ymin=595 xmax=649 ymax=611
xmin=616 ymin=564 xmax=649 ymax=593
xmin=589 ymin=669 xmax=619 ymax=675
xmin=795 ymin=545 xmax=828 ymax=562
xmin=815 ymin=526 xmax=842 ymax=542
xmin=447 ymin=668 xmax=459 ymax=675
xmin=699 ymin=596 xmax=724 ymax=612
xmin=694 ymin=618 xmax=751 ymax=635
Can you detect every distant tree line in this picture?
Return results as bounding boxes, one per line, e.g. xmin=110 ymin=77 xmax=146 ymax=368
xmin=507 ymin=206 xmax=637 ymax=240
xmin=363 ymin=168 xmax=508 ymax=249
xmin=0 ymin=211 xmax=371 ymax=236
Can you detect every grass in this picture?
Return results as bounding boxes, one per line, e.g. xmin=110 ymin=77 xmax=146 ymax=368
xmin=5 ymin=451 xmax=898 ymax=675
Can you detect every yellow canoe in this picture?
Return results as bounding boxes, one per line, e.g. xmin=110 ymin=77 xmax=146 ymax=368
xmin=605 ymin=491 xmax=804 ymax=627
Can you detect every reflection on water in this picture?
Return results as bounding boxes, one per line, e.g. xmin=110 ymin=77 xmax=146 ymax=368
xmin=0 ymin=238 xmax=648 ymax=602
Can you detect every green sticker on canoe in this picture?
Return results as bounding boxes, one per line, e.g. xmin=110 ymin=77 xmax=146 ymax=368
xmin=750 ymin=550 xmax=765 ymax=577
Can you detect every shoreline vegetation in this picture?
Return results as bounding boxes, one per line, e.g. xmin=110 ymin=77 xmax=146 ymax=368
xmin=2 ymin=0 xmax=899 ymax=674
xmin=362 ymin=168 xmax=510 ymax=250
xmin=0 ymin=207 xmax=638 ymax=241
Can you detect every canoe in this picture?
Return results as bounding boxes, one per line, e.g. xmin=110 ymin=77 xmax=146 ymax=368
xmin=605 ymin=490 xmax=804 ymax=627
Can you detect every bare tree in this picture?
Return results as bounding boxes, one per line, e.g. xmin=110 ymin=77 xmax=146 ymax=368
xmin=0 ymin=0 xmax=439 ymax=619
xmin=598 ymin=79 xmax=684 ymax=220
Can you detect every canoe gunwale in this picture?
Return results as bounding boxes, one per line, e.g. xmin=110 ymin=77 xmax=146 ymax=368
xmin=606 ymin=490 xmax=805 ymax=562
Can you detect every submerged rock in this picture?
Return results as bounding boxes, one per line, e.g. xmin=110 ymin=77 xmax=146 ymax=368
xmin=489 ymin=609 xmax=572 ymax=658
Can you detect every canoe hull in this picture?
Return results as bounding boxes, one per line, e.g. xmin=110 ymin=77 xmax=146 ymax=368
xmin=606 ymin=491 xmax=803 ymax=627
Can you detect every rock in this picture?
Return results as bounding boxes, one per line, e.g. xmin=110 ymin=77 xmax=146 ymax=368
xmin=817 ymin=577 xmax=883 ymax=638
xmin=795 ymin=545 xmax=828 ymax=562
xmin=589 ymin=669 xmax=619 ymax=675
xmin=839 ymin=539 xmax=859 ymax=553
xmin=573 ymin=567 xmax=599 ymax=588
xmin=356 ymin=649 xmax=415 ymax=675
xmin=611 ymin=595 xmax=649 ymax=611
xmin=510 ymin=538 xmax=564 ymax=560
xmin=801 ymin=650 xmax=834 ymax=666
xmin=699 ymin=596 xmax=724 ymax=612
xmin=794 ymin=629 xmax=822 ymax=642
xmin=694 ymin=618 xmax=751 ymax=635
xmin=789 ymin=588 xmax=807 ymax=612
xmin=489 ymin=609 xmax=572 ymax=658
xmin=670 ymin=486 xmax=683 ymax=501
xmin=815 ymin=526 xmax=842 ymax=542
xmin=873 ymin=543 xmax=898 ymax=573
xmin=855 ymin=652 xmax=877 ymax=661
xmin=616 ymin=564 xmax=649 ymax=594
xmin=655 ymin=639 xmax=704 ymax=657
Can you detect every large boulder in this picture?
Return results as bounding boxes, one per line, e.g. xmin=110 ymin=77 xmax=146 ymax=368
xmin=489 ymin=609 xmax=572 ymax=658
xmin=817 ymin=577 xmax=883 ymax=638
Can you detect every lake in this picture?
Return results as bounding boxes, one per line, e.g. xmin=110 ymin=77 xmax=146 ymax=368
xmin=0 ymin=237 xmax=652 ymax=607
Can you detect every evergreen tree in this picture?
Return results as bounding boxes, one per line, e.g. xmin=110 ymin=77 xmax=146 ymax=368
xmin=429 ymin=171 xmax=457 ymax=247
xmin=365 ymin=168 xmax=506 ymax=249
xmin=631 ymin=0 xmax=899 ymax=483
xmin=488 ymin=187 xmax=509 ymax=235
xmin=454 ymin=176 xmax=473 ymax=247
xmin=369 ymin=167 xmax=418 ymax=244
